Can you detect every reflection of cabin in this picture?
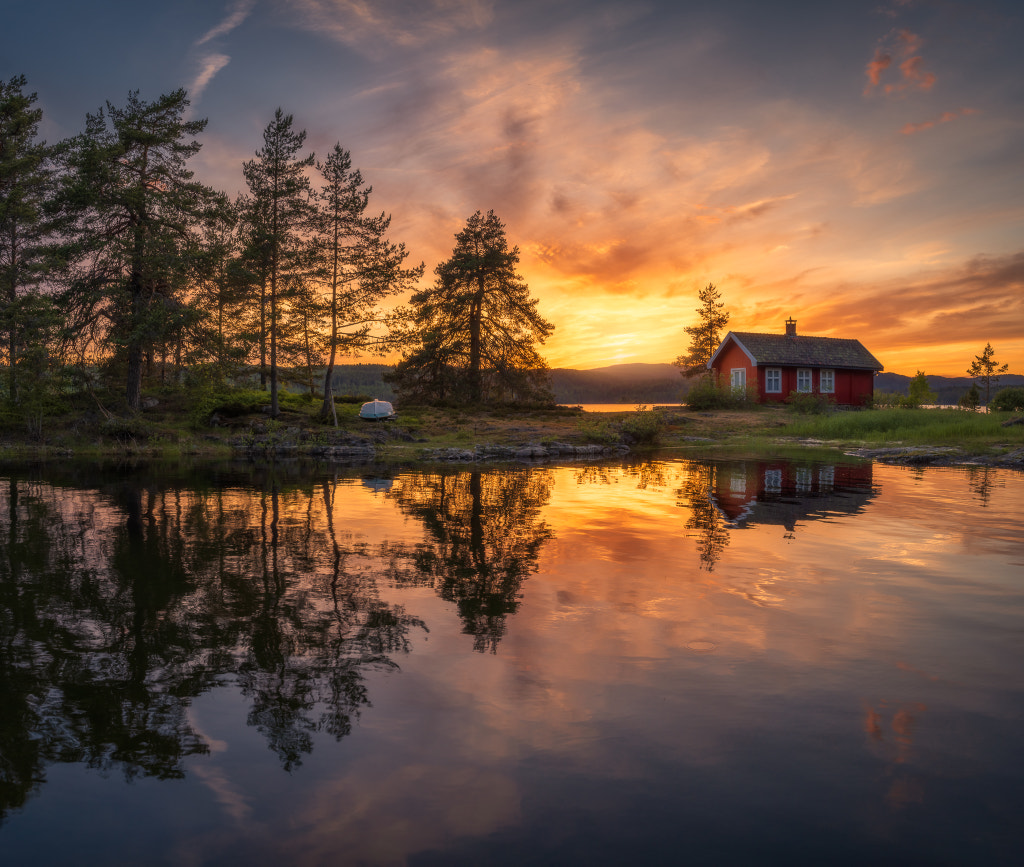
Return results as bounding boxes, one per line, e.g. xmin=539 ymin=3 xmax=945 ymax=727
xmin=708 ymin=319 xmax=883 ymax=406
xmin=710 ymin=460 xmax=875 ymax=532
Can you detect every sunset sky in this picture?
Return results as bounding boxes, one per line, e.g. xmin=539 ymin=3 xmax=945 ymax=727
xmin=4 ymin=0 xmax=1022 ymax=374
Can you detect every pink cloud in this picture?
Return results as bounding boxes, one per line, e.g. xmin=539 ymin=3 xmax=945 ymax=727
xmin=901 ymin=107 xmax=978 ymax=135
xmin=864 ymin=50 xmax=892 ymax=94
xmin=864 ymin=29 xmax=936 ymax=96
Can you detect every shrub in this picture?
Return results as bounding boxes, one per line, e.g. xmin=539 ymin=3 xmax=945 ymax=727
xmin=991 ymin=387 xmax=1024 ymax=412
xmin=786 ymin=391 xmax=835 ymax=415
xmin=873 ymin=390 xmax=913 ymax=409
xmin=618 ymin=406 xmax=665 ymax=444
xmin=101 ymin=415 xmax=153 ymax=443
xmin=684 ymin=376 xmax=757 ymax=410
xmin=576 ymin=406 xmax=666 ymax=445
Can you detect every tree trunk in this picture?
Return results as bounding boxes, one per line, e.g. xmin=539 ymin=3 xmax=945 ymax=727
xmin=468 ymin=285 xmax=484 ymax=404
xmin=270 ymin=273 xmax=279 ymax=417
xmin=7 ymin=227 xmax=18 ymax=404
xmin=319 ymin=281 xmax=340 ymax=425
xmin=126 ymin=341 xmax=143 ymax=411
xmin=260 ymin=275 xmax=267 ymax=390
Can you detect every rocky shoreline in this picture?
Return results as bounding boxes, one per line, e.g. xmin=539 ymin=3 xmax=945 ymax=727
xmin=843 ymin=445 xmax=1024 ymax=469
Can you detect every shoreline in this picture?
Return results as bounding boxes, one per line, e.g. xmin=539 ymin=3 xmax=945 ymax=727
xmin=1 ymin=404 xmax=1022 ymax=471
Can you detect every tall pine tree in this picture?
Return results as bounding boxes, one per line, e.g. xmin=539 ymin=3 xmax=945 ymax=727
xmin=388 ymin=210 xmax=552 ymax=405
xmin=311 ymin=143 xmax=421 ymax=423
xmin=0 ymin=75 xmax=55 ymax=404
xmin=242 ymin=109 xmax=314 ymax=418
xmin=55 ymin=89 xmax=227 ymax=410
xmin=674 ymin=283 xmax=729 ymax=376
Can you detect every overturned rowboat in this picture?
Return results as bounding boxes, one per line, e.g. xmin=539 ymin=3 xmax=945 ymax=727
xmin=359 ymin=399 xmax=396 ymax=420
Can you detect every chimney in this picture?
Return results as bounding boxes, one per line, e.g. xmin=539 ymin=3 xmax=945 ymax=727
xmin=785 ymin=317 xmax=797 ymax=337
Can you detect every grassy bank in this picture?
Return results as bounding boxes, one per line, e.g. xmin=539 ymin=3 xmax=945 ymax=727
xmin=1 ymin=389 xmax=1021 ymax=466
xmin=781 ymin=407 xmax=1022 ymax=447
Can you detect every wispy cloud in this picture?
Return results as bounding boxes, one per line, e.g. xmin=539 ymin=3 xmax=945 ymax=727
xmin=190 ymin=1 xmax=257 ymax=103
xmin=190 ymin=53 xmax=231 ymax=101
xmin=286 ymin=0 xmax=494 ymax=51
xmin=901 ymin=107 xmax=979 ymax=135
xmin=197 ymin=0 xmax=257 ymax=46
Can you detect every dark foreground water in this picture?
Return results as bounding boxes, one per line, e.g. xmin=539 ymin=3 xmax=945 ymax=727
xmin=1 ymin=456 xmax=1022 ymax=866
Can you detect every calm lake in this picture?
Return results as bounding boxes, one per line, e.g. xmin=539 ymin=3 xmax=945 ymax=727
xmin=1 ymin=456 xmax=1022 ymax=865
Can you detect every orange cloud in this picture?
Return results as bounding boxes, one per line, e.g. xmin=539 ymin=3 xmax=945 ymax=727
xmin=864 ymin=49 xmax=892 ymax=94
xmin=864 ymin=29 xmax=936 ymax=97
xmin=901 ymin=107 xmax=979 ymax=135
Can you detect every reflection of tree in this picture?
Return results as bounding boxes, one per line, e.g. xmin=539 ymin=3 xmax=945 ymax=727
xmin=678 ymin=464 xmax=730 ymax=572
xmin=387 ymin=469 xmax=554 ymax=653
xmin=574 ymin=460 xmax=673 ymax=491
xmin=966 ymin=466 xmax=1002 ymax=507
xmin=0 ymin=471 xmax=423 ymax=820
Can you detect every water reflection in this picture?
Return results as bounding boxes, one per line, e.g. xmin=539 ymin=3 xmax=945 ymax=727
xmin=385 ymin=469 xmax=554 ymax=652
xmin=0 ymin=470 xmax=424 ymax=822
xmin=1 ymin=458 xmax=1022 ymax=866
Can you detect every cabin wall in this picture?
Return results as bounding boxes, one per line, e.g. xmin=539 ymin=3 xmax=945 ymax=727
xmin=710 ymin=343 xmax=754 ymax=390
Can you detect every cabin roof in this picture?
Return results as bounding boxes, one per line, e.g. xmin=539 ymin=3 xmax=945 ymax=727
xmin=710 ymin=331 xmax=883 ymax=371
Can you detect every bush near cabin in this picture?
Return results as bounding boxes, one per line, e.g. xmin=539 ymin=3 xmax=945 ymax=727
xmin=991 ymin=387 xmax=1024 ymax=412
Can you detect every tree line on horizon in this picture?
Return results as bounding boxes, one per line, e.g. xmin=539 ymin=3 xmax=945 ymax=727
xmin=0 ymin=76 xmax=555 ymax=432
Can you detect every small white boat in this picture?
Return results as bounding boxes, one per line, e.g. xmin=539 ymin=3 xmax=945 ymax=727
xmin=359 ymin=399 xmax=396 ymax=420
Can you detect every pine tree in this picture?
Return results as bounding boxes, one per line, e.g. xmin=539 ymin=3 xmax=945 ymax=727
xmin=0 ymin=75 xmax=55 ymax=404
xmin=242 ymin=109 xmax=314 ymax=417
xmin=311 ymin=143 xmax=421 ymax=423
xmin=55 ymin=89 xmax=227 ymax=410
xmin=967 ymin=343 xmax=1008 ymax=405
xmin=388 ymin=210 xmax=552 ymax=406
xmin=907 ymin=370 xmax=937 ymax=407
xmin=674 ymin=283 xmax=729 ymax=376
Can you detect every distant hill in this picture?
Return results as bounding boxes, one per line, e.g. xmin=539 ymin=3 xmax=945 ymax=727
xmin=549 ymin=363 xmax=683 ymax=404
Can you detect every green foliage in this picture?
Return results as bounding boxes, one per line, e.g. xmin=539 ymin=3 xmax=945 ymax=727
xmin=990 ymin=387 xmax=1024 ymax=412
xmin=685 ymin=375 xmax=757 ymax=409
xmin=907 ymin=370 xmax=938 ymax=407
xmin=873 ymin=391 xmax=915 ymax=409
xmin=674 ymin=283 xmax=729 ymax=375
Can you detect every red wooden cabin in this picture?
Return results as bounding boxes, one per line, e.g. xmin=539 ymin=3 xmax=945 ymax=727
xmin=707 ymin=319 xmax=883 ymax=406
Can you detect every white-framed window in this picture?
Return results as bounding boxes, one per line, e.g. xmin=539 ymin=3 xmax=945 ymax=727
xmin=820 ymin=369 xmax=835 ymax=394
xmin=764 ymin=469 xmax=782 ymax=492
xmin=765 ymin=368 xmax=782 ymax=393
xmin=795 ymin=467 xmax=812 ymax=491
xmin=730 ymin=368 xmax=746 ymax=391
xmin=797 ymin=369 xmax=812 ymax=393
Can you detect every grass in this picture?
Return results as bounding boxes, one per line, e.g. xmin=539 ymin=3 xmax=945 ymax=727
xmin=1 ymin=384 xmax=1021 ymax=463
xmin=783 ymin=407 xmax=1023 ymax=446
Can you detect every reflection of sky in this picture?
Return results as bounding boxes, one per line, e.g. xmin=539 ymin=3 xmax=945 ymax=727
xmin=4 ymin=1 xmax=1023 ymax=373
xmin=4 ymin=461 xmax=1023 ymax=863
